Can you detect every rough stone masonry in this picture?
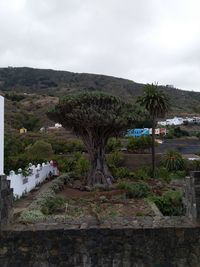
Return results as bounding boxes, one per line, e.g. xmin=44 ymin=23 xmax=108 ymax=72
xmin=2 ymin=172 xmax=200 ymax=266
xmin=0 ymin=175 xmax=13 ymax=228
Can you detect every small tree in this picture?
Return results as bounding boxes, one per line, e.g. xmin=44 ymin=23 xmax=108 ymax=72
xmin=137 ymin=84 xmax=170 ymax=178
xmin=25 ymin=140 xmax=53 ymax=162
xmin=47 ymin=92 xmax=139 ymax=186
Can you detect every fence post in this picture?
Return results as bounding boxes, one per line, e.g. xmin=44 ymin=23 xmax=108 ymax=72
xmin=185 ymin=171 xmax=200 ymax=220
xmin=0 ymin=175 xmax=13 ymax=228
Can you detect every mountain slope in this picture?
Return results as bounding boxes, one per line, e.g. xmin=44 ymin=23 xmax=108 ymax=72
xmin=0 ymin=67 xmax=200 ymax=130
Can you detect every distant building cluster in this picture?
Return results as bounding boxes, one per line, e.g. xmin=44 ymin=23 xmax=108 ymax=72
xmin=126 ymin=128 xmax=166 ymax=138
xmin=40 ymin=123 xmax=62 ymax=133
xmin=158 ymin=116 xmax=200 ymax=126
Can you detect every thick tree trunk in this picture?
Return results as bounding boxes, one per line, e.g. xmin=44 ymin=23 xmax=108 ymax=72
xmin=87 ymin=146 xmax=113 ymax=187
xmin=152 ymin=119 xmax=156 ymax=178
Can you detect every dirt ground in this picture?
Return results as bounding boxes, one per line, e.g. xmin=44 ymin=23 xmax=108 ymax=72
xmin=57 ymin=186 xmax=155 ymax=218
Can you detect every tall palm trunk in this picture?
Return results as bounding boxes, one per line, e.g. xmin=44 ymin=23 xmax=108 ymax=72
xmin=152 ymin=119 xmax=156 ymax=178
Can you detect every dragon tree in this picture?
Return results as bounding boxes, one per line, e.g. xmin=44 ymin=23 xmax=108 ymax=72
xmin=47 ymin=91 xmax=140 ymax=187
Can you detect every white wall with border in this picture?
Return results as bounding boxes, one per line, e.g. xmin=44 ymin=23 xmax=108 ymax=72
xmin=7 ymin=162 xmax=59 ymax=198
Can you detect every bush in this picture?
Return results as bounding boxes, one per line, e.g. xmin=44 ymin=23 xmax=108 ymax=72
xmin=134 ymin=168 xmax=150 ymax=181
xmin=56 ymin=173 xmax=71 ymax=185
xmin=117 ymin=180 xmax=132 ymax=190
xmin=19 ymin=210 xmax=45 ymax=223
xmin=162 ymin=150 xmax=185 ymax=171
xmin=5 ymin=93 xmax=25 ymax=102
xmin=25 ymin=140 xmax=53 ymax=162
xmin=186 ymin=160 xmax=200 ymax=172
xmin=74 ymin=156 xmax=90 ymax=177
xmin=40 ymin=196 xmax=65 ymax=215
xmin=126 ymin=182 xmax=150 ymax=198
xmin=51 ymin=180 xmax=65 ymax=193
xmin=64 ymin=139 xmax=85 ymax=153
xmin=127 ymin=136 xmax=152 ymax=153
xmin=155 ymin=167 xmax=171 ymax=183
xmin=107 ymin=151 xmax=124 ymax=168
xmin=106 ymin=138 xmax=122 ymax=153
xmin=53 ymin=156 xmax=68 ymax=172
xmin=113 ymin=167 xmax=130 ymax=179
xmin=173 ymin=127 xmax=189 ymax=138
xmin=169 ymin=170 xmax=186 ymax=180
xmin=151 ymin=190 xmax=184 ymax=216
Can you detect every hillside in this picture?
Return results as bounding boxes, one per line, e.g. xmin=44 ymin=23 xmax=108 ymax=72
xmin=1 ymin=67 xmax=200 ymax=131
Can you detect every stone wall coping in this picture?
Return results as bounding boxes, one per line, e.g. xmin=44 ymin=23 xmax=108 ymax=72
xmin=1 ymin=216 xmax=198 ymax=232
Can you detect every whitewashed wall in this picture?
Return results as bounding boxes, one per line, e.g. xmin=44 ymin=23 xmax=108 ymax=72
xmin=0 ymin=96 xmax=4 ymax=175
xmin=7 ymin=162 xmax=59 ymax=198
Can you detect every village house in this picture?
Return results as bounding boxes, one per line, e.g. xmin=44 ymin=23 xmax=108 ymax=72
xmin=19 ymin=127 xmax=27 ymax=134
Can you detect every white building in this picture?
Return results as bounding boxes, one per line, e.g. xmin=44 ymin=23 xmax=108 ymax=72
xmin=158 ymin=121 xmax=167 ymax=126
xmin=159 ymin=117 xmax=184 ymax=126
xmin=55 ymin=123 xmax=62 ymax=128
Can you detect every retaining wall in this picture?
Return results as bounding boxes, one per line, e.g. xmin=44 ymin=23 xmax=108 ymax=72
xmin=0 ymin=219 xmax=200 ymax=267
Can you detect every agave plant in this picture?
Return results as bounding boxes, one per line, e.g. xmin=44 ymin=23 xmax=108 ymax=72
xmin=162 ymin=150 xmax=185 ymax=171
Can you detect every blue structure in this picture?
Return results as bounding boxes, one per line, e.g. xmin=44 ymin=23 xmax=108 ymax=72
xmin=126 ymin=128 xmax=150 ymax=137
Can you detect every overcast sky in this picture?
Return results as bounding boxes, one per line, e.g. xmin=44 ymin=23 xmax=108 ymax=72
xmin=0 ymin=0 xmax=200 ymax=91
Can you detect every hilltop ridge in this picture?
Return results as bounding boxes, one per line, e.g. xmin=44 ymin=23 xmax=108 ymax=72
xmin=0 ymin=67 xmax=200 ymax=131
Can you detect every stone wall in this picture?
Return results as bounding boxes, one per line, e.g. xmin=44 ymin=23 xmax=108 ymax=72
xmin=0 ymin=175 xmax=13 ymax=227
xmin=1 ymin=171 xmax=200 ymax=266
xmin=0 ymin=219 xmax=200 ymax=267
xmin=185 ymin=171 xmax=200 ymax=220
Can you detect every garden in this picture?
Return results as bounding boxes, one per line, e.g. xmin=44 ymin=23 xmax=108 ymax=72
xmin=16 ymin=146 xmax=191 ymax=224
xmin=12 ymin=88 xmax=200 ymax=225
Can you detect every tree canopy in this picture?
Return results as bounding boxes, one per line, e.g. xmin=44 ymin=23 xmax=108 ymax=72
xmin=137 ymin=83 xmax=170 ymax=119
xmin=25 ymin=140 xmax=53 ymax=162
xmin=47 ymin=91 xmax=141 ymax=186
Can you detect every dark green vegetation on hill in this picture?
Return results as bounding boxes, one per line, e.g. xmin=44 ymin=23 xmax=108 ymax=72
xmin=1 ymin=67 xmax=200 ymax=132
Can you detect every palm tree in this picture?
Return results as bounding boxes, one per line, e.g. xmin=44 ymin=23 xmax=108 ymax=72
xmin=137 ymin=83 xmax=170 ymax=178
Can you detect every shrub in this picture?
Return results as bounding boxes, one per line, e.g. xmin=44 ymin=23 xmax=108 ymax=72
xmin=155 ymin=167 xmax=171 ymax=183
xmin=25 ymin=140 xmax=53 ymax=162
xmin=126 ymin=182 xmax=150 ymax=198
xmin=74 ymin=156 xmax=90 ymax=177
xmin=106 ymin=138 xmax=122 ymax=153
xmin=107 ymin=151 xmax=124 ymax=169
xmin=113 ymin=167 xmax=130 ymax=179
xmin=5 ymin=93 xmax=25 ymax=102
xmin=173 ymin=127 xmax=189 ymax=138
xmin=57 ymin=173 xmax=71 ymax=184
xmin=64 ymin=139 xmax=85 ymax=153
xmin=151 ymin=190 xmax=184 ymax=216
xmin=51 ymin=180 xmax=65 ymax=193
xmin=169 ymin=170 xmax=186 ymax=180
xmin=162 ymin=150 xmax=185 ymax=171
xmin=117 ymin=180 xmax=132 ymax=190
xmin=53 ymin=156 xmax=68 ymax=172
xmin=186 ymin=160 xmax=200 ymax=172
xmin=19 ymin=210 xmax=45 ymax=223
xmin=127 ymin=136 xmax=152 ymax=153
xmin=40 ymin=196 xmax=65 ymax=215
xmin=127 ymin=171 xmax=136 ymax=180
xmin=134 ymin=168 xmax=150 ymax=181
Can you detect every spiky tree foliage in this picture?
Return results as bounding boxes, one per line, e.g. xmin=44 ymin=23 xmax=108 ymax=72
xmin=137 ymin=84 xmax=170 ymax=178
xmin=162 ymin=150 xmax=185 ymax=171
xmin=47 ymin=91 xmax=140 ymax=187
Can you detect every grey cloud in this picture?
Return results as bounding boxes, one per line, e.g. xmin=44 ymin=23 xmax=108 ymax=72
xmin=0 ymin=0 xmax=200 ymax=91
